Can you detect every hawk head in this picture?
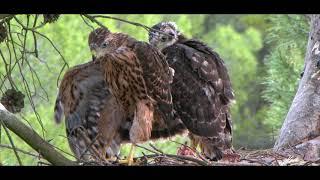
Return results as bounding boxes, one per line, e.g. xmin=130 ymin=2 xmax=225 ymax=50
xmin=88 ymin=27 xmax=122 ymax=60
xmin=149 ymin=22 xmax=180 ymax=51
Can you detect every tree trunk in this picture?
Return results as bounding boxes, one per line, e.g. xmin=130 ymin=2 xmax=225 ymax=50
xmin=0 ymin=106 xmax=77 ymax=166
xmin=274 ymin=15 xmax=320 ymax=152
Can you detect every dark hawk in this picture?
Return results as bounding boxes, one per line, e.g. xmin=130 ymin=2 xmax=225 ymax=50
xmin=149 ymin=22 xmax=235 ymax=161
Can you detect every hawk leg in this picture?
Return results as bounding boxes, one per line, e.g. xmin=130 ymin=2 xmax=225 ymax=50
xmin=118 ymin=143 xmax=136 ymax=165
xmin=129 ymin=100 xmax=154 ymax=143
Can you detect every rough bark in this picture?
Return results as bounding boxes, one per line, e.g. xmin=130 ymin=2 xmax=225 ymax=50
xmin=274 ymin=15 xmax=320 ymax=152
xmin=0 ymin=107 xmax=77 ymax=166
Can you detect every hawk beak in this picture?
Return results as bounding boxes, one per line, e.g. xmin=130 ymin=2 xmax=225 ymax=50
xmin=91 ymin=49 xmax=97 ymax=61
xmin=91 ymin=49 xmax=97 ymax=57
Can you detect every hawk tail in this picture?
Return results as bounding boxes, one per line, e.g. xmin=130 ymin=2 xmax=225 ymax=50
xmin=54 ymin=94 xmax=64 ymax=124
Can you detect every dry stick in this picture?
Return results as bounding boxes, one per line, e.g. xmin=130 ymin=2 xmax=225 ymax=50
xmin=80 ymin=15 xmax=95 ymax=31
xmin=0 ymin=120 xmax=23 ymax=165
xmin=32 ymin=15 xmax=39 ymax=58
xmin=164 ymin=154 xmax=209 ymax=166
xmin=13 ymin=16 xmax=46 ymax=31
xmin=136 ymin=153 xmax=206 ymax=166
xmin=135 ymin=144 xmax=159 ymax=155
xmin=0 ymin=110 xmax=77 ymax=166
xmin=0 ymin=49 xmax=16 ymax=90
xmin=82 ymin=14 xmax=175 ymax=38
xmin=0 ymin=144 xmax=41 ymax=158
xmin=136 ymin=144 xmax=209 ymax=166
xmin=169 ymin=139 xmax=210 ymax=163
xmin=6 ymin=22 xmax=46 ymax=135
xmin=13 ymin=16 xmax=69 ymax=87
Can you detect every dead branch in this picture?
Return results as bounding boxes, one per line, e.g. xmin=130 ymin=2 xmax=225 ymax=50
xmin=82 ymin=14 xmax=175 ymax=38
xmin=0 ymin=109 xmax=77 ymax=166
xmin=0 ymin=144 xmax=41 ymax=158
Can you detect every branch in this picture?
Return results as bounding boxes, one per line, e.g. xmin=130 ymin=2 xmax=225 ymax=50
xmin=82 ymin=14 xmax=175 ymax=38
xmin=0 ymin=109 xmax=77 ymax=166
xmin=135 ymin=144 xmax=209 ymax=166
xmin=0 ymin=144 xmax=41 ymax=158
xmin=1 ymin=120 xmax=23 ymax=165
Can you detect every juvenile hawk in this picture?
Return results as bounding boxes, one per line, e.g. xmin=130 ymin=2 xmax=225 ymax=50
xmin=149 ymin=22 xmax=235 ymax=161
xmin=54 ymin=60 xmax=122 ymax=163
xmin=87 ymin=27 xmax=178 ymax=164
xmin=54 ymin=60 xmax=185 ymax=164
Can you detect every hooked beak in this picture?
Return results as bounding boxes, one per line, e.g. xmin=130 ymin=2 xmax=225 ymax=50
xmin=91 ymin=49 xmax=97 ymax=57
xmin=149 ymin=38 xmax=157 ymax=46
xmin=90 ymin=43 xmax=97 ymax=60
xmin=90 ymin=49 xmax=97 ymax=61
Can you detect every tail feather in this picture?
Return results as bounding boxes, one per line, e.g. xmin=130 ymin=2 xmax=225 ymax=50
xmin=54 ymin=95 xmax=64 ymax=124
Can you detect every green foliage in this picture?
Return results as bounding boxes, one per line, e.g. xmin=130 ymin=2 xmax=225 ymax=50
xmin=262 ymin=15 xmax=308 ymax=131
xmin=0 ymin=14 xmax=310 ymax=165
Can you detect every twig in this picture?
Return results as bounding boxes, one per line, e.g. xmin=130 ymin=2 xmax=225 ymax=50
xmin=164 ymin=154 xmax=209 ymax=166
xmin=0 ymin=110 xmax=77 ymax=166
xmin=169 ymin=139 xmax=209 ymax=163
xmin=0 ymin=144 xmax=40 ymax=158
xmin=149 ymin=143 xmax=164 ymax=154
xmin=135 ymin=144 xmax=159 ymax=155
xmin=135 ymin=144 xmax=208 ymax=166
xmin=0 ymin=120 xmax=23 ymax=165
xmin=82 ymin=14 xmax=175 ymax=38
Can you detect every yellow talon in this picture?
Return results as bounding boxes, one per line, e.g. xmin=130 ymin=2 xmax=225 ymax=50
xmin=118 ymin=144 xmax=136 ymax=166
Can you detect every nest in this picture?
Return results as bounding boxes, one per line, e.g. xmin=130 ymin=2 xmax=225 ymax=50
xmin=70 ymin=145 xmax=320 ymax=166
xmin=74 ymin=145 xmax=320 ymax=166
xmin=0 ymin=89 xmax=25 ymax=113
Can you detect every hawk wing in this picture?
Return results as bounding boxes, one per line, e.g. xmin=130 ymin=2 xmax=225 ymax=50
xmin=132 ymin=41 xmax=177 ymax=129
xmin=182 ymin=39 xmax=234 ymax=104
xmin=162 ymin=39 xmax=234 ymax=138
xmin=54 ymin=59 xmax=184 ymax=161
xmin=54 ymin=60 xmax=121 ymax=161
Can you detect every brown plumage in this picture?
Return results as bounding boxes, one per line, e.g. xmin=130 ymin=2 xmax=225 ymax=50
xmin=89 ymin=28 xmax=178 ymax=145
xmin=54 ymin=59 xmax=186 ymax=162
xmin=149 ymin=22 xmax=235 ymax=160
xmin=54 ymin=28 xmax=186 ymax=163
xmin=54 ymin=60 xmax=116 ymax=162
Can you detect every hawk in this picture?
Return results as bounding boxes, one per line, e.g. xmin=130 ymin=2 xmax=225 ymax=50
xmin=88 ymin=27 xmax=179 ymax=165
xmin=54 ymin=27 xmax=184 ymax=165
xmin=149 ymin=22 xmax=235 ymax=160
xmin=54 ymin=59 xmax=185 ymax=164
xmin=54 ymin=60 xmax=121 ymax=163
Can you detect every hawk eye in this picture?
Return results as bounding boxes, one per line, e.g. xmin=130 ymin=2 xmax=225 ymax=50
xmin=101 ymin=42 xmax=108 ymax=48
xmin=161 ymin=36 xmax=167 ymax=42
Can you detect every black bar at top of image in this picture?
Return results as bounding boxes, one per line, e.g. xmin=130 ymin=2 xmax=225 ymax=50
xmin=0 ymin=0 xmax=319 ymax=14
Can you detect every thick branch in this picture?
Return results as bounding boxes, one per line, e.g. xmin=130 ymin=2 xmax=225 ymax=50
xmin=0 ymin=109 xmax=77 ymax=166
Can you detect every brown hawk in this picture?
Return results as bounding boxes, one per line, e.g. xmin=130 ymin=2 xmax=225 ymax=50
xmin=54 ymin=60 xmax=121 ymax=163
xmin=88 ymin=27 xmax=178 ymax=165
xmin=54 ymin=58 xmax=186 ymax=164
xmin=149 ymin=22 xmax=235 ymax=161
xmin=54 ymin=27 xmax=183 ymax=165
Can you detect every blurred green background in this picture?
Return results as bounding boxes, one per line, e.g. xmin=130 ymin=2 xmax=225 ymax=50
xmin=0 ymin=14 xmax=309 ymax=165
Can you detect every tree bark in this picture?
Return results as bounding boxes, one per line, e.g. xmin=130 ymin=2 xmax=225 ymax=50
xmin=0 ymin=107 xmax=77 ymax=166
xmin=274 ymin=15 xmax=320 ymax=152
